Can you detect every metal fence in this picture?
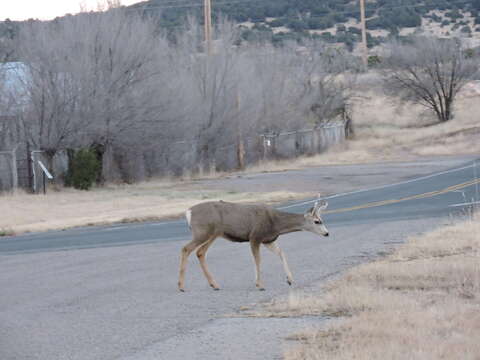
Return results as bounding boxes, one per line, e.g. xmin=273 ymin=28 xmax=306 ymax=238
xmin=0 ymin=122 xmax=347 ymax=189
xmin=156 ymin=121 xmax=347 ymax=177
xmin=0 ymin=146 xmax=59 ymax=193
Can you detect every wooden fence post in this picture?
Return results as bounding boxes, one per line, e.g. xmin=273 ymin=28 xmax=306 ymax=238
xmin=26 ymin=142 xmax=33 ymax=192
xmin=262 ymin=134 xmax=276 ymax=161
xmin=11 ymin=145 xmax=18 ymax=191
xmin=237 ymin=136 xmax=246 ymax=170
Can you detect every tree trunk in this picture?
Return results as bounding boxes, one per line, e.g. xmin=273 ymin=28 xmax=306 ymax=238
xmin=443 ymin=98 xmax=453 ymax=122
xmin=100 ymin=142 xmax=120 ymax=183
xmin=237 ymin=136 xmax=246 ymax=170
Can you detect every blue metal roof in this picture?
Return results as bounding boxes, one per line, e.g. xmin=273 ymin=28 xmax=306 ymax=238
xmin=0 ymin=62 xmax=28 ymax=116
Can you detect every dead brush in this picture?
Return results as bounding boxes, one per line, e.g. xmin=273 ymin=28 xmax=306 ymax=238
xmin=280 ymin=214 xmax=480 ymax=360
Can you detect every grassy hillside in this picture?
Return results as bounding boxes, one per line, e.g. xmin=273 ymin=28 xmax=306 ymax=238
xmin=128 ymin=0 xmax=480 ymax=46
xmin=1 ymin=0 xmax=480 ymax=54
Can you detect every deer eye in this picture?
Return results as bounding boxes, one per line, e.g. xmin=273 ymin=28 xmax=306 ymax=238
xmin=314 ymin=220 xmax=321 ymax=225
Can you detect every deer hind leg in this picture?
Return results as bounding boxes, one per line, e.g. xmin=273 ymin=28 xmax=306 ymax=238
xmin=178 ymin=237 xmax=207 ymax=292
xmin=250 ymin=241 xmax=265 ymax=291
xmin=196 ymin=237 xmax=220 ymax=290
xmin=264 ymin=242 xmax=294 ymax=286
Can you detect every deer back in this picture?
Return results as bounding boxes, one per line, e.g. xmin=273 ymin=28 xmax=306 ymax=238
xmin=188 ymin=201 xmax=277 ymax=241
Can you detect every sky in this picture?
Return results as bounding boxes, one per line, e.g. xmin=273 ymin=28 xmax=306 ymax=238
xmin=0 ymin=0 xmax=140 ymax=22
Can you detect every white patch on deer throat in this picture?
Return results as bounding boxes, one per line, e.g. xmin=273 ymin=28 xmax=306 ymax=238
xmin=321 ymin=224 xmax=329 ymax=234
xmin=185 ymin=209 xmax=192 ymax=228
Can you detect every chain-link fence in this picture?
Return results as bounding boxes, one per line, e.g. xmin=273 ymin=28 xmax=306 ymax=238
xmin=154 ymin=121 xmax=347 ymax=177
xmin=0 ymin=122 xmax=347 ymax=189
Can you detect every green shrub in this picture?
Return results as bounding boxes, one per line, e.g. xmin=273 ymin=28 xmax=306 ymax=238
xmin=66 ymin=148 xmax=101 ymax=190
xmin=464 ymin=48 xmax=475 ymax=58
xmin=348 ymin=26 xmax=361 ymax=35
xmin=269 ymin=18 xmax=285 ymax=27
xmin=368 ymin=55 xmax=382 ymax=67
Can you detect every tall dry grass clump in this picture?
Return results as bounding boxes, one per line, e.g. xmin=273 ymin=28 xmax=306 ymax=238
xmin=242 ymin=213 xmax=480 ymax=359
xmin=283 ymin=214 xmax=480 ymax=359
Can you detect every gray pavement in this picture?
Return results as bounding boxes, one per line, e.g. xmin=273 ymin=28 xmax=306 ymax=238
xmin=0 ymin=156 xmax=479 ymax=360
xmin=0 ymin=156 xmax=478 ymax=255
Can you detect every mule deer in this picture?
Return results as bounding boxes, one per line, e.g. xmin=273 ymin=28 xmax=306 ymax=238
xmin=178 ymin=199 xmax=329 ymax=291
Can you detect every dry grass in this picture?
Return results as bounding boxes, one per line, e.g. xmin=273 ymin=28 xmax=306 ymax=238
xmin=350 ymin=84 xmax=480 ymax=154
xmin=241 ymin=146 xmax=379 ymax=174
xmin=0 ymin=183 xmax=311 ymax=235
xmin=240 ymin=214 xmax=480 ymax=359
xmin=239 ymin=82 xmax=480 ymax=174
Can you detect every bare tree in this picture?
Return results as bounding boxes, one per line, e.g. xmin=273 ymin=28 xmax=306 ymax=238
xmin=14 ymin=21 xmax=81 ymax=165
xmin=173 ymin=18 xmax=242 ymax=169
xmin=382 ymin=37 xmax=478 ymax=123
xmin=14 ymin=9 xmax=176 ymax=180
xmin=9 ymin=10 xmax=357 ymax=184
xmin=66 ymin=10 xmax=173 ymax=181
xmin=287 ymin=42 xmax=356 ymax=128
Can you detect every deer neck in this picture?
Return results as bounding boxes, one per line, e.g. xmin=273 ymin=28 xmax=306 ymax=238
xmin=273 ymin=211 xmax=305 ymax=235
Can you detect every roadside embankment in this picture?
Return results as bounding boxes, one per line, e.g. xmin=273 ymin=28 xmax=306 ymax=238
xmin=0 ymin=185 xmax=311 ymax=235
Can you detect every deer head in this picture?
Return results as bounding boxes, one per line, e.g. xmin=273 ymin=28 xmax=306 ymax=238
xmin=303 ymin=199 xmax=329 ymax=237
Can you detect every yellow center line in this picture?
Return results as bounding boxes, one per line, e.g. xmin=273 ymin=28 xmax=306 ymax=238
xmin=324 ymin=178 xmax=480 ymax=215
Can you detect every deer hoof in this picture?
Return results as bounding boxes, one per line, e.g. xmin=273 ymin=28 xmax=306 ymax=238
xmin=257 ymin=286 xmax=266 ymax=291
xmin=210 ymin=284 xmax=221 ymax=290
xmin=287 ymin=278 xmax=293 ymax=286
xmin=179 ymin=288 xmax=185 ymax=292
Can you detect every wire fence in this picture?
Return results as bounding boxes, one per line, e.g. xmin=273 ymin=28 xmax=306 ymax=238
xmin=156 ymin=121 xmax=347 ymax=177
xmin=0 ymin=122 xmax=348 ymax=190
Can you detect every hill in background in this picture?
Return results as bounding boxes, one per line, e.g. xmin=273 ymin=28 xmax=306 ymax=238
xmin=127 ymin=0 xmax=480 ymax=49
xmin=1 ymin=0 xmax=480 ymax=60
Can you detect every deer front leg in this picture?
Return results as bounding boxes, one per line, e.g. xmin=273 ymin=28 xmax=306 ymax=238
xmin=250 ymin=241 xmax=265 ymax=291
xmin=264 ymin=242 xmax=294 ymax=286
xmin=178 ymin=240 xmax=202 ymax=292
xmin=196 ymin=238 xmax=220 ymax=290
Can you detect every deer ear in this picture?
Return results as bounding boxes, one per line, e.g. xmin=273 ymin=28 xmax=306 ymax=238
xmin=304 ymin=206 xmax=314 ymax=217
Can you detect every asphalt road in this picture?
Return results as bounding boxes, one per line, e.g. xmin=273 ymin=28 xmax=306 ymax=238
xmin=1 ymin=159 xmax=479 ymax=255
xmin=1 ymin=158 xmax=479 ymax=360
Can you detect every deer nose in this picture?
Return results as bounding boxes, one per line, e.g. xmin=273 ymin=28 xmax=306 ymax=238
xmin=324 ymin=232 xmax=329 ymax=237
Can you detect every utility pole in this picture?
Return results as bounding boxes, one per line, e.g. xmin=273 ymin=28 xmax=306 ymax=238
xmin=204 ymin=0 xmax=213 ymax=55
xmin=359 ymin=0 xmax=368 ymax=69
xmin=235 ymin=93 xmax=245 ymax=170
